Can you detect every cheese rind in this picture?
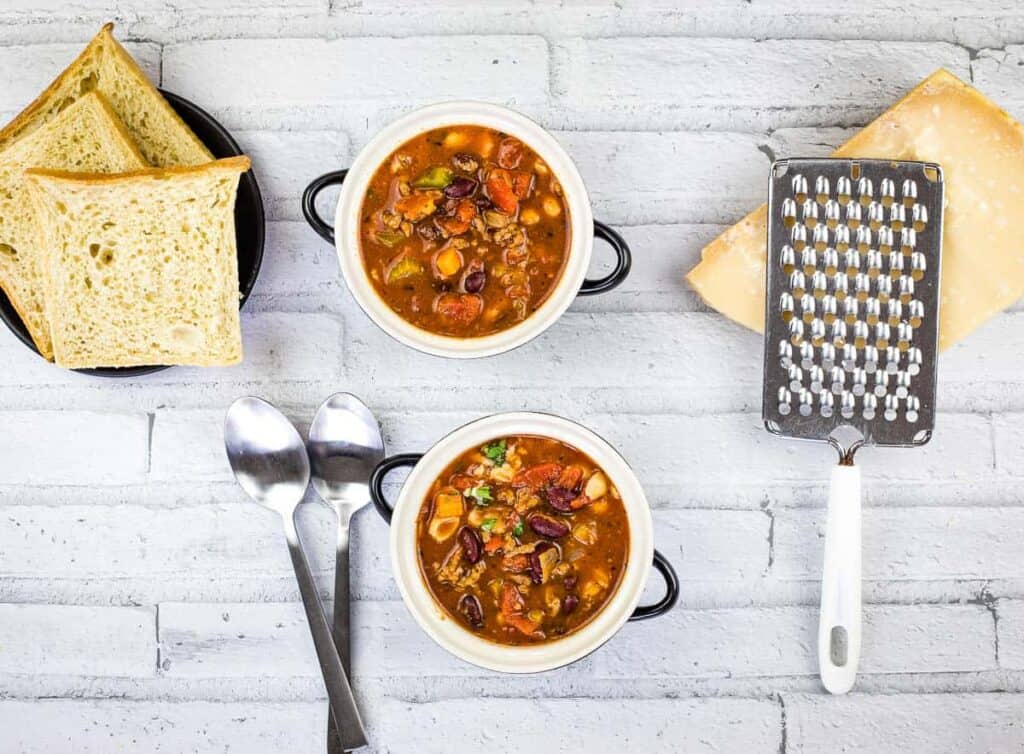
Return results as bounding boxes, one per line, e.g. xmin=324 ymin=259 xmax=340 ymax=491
xmin=686 ymin=69 xmax=1024 ymax=351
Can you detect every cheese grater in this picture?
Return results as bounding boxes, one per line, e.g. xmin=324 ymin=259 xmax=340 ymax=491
xmin=762 ymin=158 xmax=944 ymax=694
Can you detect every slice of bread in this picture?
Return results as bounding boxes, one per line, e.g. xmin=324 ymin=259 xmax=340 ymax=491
xmin=24 ymin=156 xmax=250 ymax=369
xmin=0 ymin=23 xmax=211 ymax=167
xmin=0 ymin=91 xmax=147 ymax=359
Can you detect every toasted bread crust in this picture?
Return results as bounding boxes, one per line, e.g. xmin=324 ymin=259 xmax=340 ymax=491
xmin=0 ymin=24 xmax=212 ymax=165
xmin=24 ymin=155 xmax=250 ymax=185
xmin=0 ymin=24 xmax=115 ymax=151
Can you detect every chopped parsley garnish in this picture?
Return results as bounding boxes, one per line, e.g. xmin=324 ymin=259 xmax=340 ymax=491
xmin=482 ymin=439 xmax=507 ymax=466
xmin=512 ymin=521 xmax=525 ymax=538
xmin=467 ymin=485 xmax=492 ymax=505
xmin=481 ymin=518 xmax=498 ymax=532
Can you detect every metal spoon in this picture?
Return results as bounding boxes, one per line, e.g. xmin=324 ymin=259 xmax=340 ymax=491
xmin=308 ymin=393 xmax=384 ymax=754
xmin=224 ymin=396 xmax=368 ymax=751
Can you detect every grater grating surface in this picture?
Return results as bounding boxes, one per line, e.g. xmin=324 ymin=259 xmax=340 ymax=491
xmin=762 ymin=159 xmax=944 ymax=447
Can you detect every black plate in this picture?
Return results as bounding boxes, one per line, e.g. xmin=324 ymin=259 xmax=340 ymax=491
xmin=0 ymin=90 xmax=265 ymax=378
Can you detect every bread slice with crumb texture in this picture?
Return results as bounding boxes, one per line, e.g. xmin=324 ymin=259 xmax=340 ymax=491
xmin=0 ymin=23 xmax=211 ymax=167
xmin=0 ymin=91 xmax=147 ymax=359
xmin=24 ymin=156 xmax=249 ymax=369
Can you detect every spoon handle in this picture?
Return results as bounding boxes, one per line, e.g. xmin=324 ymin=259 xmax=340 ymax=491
xmin=327 ymin=510 xmax=352 ymax=754
xmin=283 ymin=515 xmax=368 ymax=751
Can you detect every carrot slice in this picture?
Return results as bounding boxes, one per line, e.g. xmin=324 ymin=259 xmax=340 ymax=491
xmin=486 ymin=170 xmax=519 ymax=215
xmin=436 ymin=293 xmax=482 ymax=324
xmin=502 ymin=553 xmax=532 ymax=573
xmin=507 ymin=613 xmax=544 ymax=638
xmin=500 ymin=582 xmax=526 ymax=615
xmin=512 ymin=462 xmax=563 ymax=491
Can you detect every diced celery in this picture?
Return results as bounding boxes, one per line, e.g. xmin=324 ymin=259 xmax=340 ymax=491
xmin=375 ymin=230 xmax=407 ymax=248
xmin=412 ymin=165 xmax=454 ymax=189
xmin=387 ymin=255 xmax=423 ymax=283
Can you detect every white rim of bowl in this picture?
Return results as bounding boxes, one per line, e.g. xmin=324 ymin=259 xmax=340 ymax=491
xmin=333 ymin=101 xmax=594 ymax=359
xmin=387 ymin=412 xmax=654 ymax=673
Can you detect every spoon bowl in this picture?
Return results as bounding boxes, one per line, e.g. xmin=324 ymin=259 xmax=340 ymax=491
xmin=309 ymin=393 xmax=385 ymax=508
xmin=225 ymin=396 xmax=310 ymax=514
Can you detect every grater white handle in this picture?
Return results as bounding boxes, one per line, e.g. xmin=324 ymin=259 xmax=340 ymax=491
xmin=818 ymin=463 xmax=862 ymax=694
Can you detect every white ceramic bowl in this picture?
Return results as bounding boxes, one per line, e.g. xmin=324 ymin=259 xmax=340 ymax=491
xmin=302 ymin=102 xmax=630 ymax=358
xmin=369 ymin=412 xmax=677 ymax=673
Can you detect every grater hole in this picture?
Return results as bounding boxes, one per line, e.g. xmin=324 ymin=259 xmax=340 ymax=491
xmin=803 ymin=199 xmax=820 ymax=227
xmin=809 ymin=366 xmax=825 ymax=393
xmin=798 ymin=389 xmax=814 ymax=416
xmin=820 ymin=392 xmax=834 ymax=417
xmin=863 ymin=393 xmax=877 ymax=420
xmin=776 ymin=388 xmax=792 ymax=416
xmin=902 ymin=178 xmax=918 ymax=207
xmin=789 ymin=364 xmax=803 ymax=392
xmin=799 ymin=342 xmax=815 ymax=369
xmin=878 ymin=226 xmax=893 ymax=253
xmin=912 ymin=203 xmax=928 ymax=231
xmin=901 ymin=228 xmax=917 ymax=256
xmin=782 ymin=197 xmax=798 ymax=228
xmin=889 ymin=203 xmax=905 ymax=230
xmin=837 ymin=175 xmax=853 ymax=204
xmin=815 ymin=175 xmax=830 ymax=205
xmin=906 ymin=396 xmax=921 ymax=423
xmin=880 ymin=177 xmax=896 ymax=207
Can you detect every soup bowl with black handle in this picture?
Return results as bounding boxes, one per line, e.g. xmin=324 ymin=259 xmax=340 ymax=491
xmin=302 ymin=102 xmax=631 ymax=359
xmin=369 ymin=411 xmax=678 ymax=673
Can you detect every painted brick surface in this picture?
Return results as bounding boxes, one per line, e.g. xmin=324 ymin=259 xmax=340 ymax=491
xmin=1 ymin=2 xmax=1022 ymax=751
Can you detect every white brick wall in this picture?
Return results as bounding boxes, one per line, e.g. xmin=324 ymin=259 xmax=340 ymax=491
xmin=1 ymin=1 xmax=1023 ymax=751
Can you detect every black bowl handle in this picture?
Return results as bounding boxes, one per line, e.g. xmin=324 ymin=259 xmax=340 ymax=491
xmin=579 ymin=220 xmax=632 ymax=296
xmin=628 ymin=550 xmax=679 ymax=621
xmin=302 ymin=169 xmax=348 ymax=244
xmin=370 ymin=453 xmax=423 ymax=524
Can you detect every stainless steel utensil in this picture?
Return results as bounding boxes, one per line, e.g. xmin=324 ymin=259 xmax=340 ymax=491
xmin=308 ymin=393 xmax=385 ymax=754
xmin=224 ymin=396 xmax=368 ymax=750
xmin=763 ymin=158 xmax=944 ymax=694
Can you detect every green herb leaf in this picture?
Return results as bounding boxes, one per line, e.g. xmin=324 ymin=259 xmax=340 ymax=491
xmin=467 ymin=485 xmax=492 ymax=505
xmin=482 ymin=439 xmax=507 ymax=466
xmin=512 ymin=521 xmax=525 ymax=538
xmin=481 ymin=518 xmax=497 ymax=532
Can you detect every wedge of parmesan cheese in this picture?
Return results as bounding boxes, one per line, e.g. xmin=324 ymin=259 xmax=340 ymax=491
xmin=686 ymin=69 xmax=1024 ymax=351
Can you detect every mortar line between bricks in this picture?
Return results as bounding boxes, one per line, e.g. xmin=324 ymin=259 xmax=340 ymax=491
xmin=777 ymin=694 xmax=788 ymax=754
xmin=6 ymin=678 xmax=1024 ymax=704
xmin=154 ymin=603 xmax=161 ymax=673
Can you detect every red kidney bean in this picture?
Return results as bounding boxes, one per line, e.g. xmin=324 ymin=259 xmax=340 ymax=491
xmin=464 ymin=269 xmax=486 ymax=293
xmin=562 ymin=594 xmax=579 ymax=614
xmin=457 ymin=526 xmax=483 ymax=564
xmin=544 ymin=486 xmax=576 ymax=513
xmin=458 ymin=594 xmax=484 ymax=628
xmin=443 ymin=176 xmax=478 ymax=199
xmin=529 ymin=514 xmax=570 ymax=539
xmin=563 ymin=575 xmax=577 ymax=590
